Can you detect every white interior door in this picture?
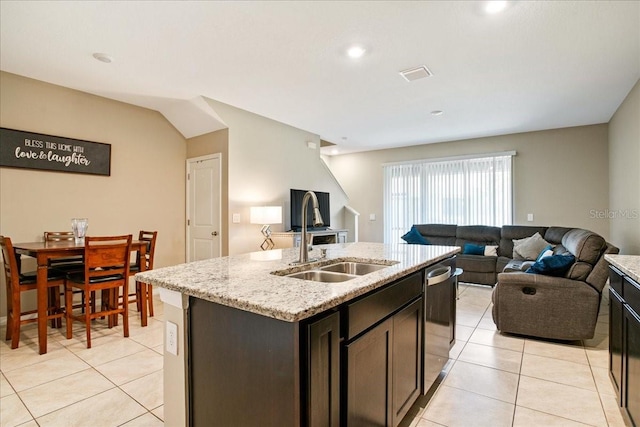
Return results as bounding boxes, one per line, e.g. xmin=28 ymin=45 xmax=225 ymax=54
xmin=187 ymin=154 xmax=221 ymax=262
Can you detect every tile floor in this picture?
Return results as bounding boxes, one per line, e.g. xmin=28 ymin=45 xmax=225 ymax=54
xmin=0 ymin=298 xmax=165 ymax=427
xmin=0 ymin=284 xmax=632 ymax=427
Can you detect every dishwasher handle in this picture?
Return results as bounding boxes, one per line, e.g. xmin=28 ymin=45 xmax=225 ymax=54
xmin=426 ymin=266 xmax=452 ymax=286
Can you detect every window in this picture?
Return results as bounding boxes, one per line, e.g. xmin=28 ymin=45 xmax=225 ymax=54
xmin=383 ymin=152 xmax=514 ymax=244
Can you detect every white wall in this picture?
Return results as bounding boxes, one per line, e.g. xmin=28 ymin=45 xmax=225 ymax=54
xmin=204 ymin=98 xmax=349 ymax=255
xmin=328 ymin=124 xmax=610 ymax=243
xmin=609 ymin=79 xmax=640 ymax=254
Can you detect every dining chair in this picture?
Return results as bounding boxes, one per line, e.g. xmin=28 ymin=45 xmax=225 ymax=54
xmin=44 ymin=231 xmax=89 ymax=313
xmin=65 ymin=235 xmax=132 ymax=348
xmin=1 ymin=236 xmax=65 ymax=349
xmin=124 ymin=230 xmax=158 ymax=324
xmin=44 ymin=231 xmax=84 ymax=272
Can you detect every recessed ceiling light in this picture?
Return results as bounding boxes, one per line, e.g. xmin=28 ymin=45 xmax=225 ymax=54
xmin=331 ymin=148 xmax=339 ymax=155
xmin=431 ymin=110 xmax=444 ymax=116
xmin=92 ymin=53 xmax=113 ymax=63
xmin=485 ymin=1 xmax=508 ymax=14
xmin=346 ymin=45 xmax=366 ymax=59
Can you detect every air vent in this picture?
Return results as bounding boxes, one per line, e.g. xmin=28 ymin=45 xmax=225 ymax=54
xmin=399 ymin=66 xmax=433 ymax=82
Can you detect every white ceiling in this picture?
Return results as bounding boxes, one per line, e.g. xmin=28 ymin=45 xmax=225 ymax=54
xmin=1 ymin=1 xmax=639 ymax=155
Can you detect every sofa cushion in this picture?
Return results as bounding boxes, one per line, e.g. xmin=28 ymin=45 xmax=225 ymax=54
xmin=562 ymin=229 xmax=606 ymax=265
xmin=457 ymin=254 xmax=496 ymax=273
xmin=544 ymin=227 xmax=572 ymax=245
xmin=496 ymin=256 xmax=511 ymax=273
xmin=565 ymin=261 xmax=593 ymax=281
xmin=463 ymin=243 xmax=484 ymax=255
xmin=513 ymin=232 xmax=552 ymax=260
xmin=525 ymin=254 xmax=576 ymax=276
xmin=456 ymin=225 xmax=501 ymax=245
xmin=484 ymin=245 xmax=498 ymax=256
xmin=499 ymin=225 xmax=548 ymax=258
xmin=401 ymin=226 xmax=430 ymax=245
xmin=413 ymin=224 xmax=457 ymax=246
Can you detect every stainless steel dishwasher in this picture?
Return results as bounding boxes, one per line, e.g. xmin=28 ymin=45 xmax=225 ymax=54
xmin=423 ymin=260 xmax=455 ymax=393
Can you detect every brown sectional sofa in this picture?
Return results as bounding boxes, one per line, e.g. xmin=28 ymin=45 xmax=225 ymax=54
xmin=412 ymin=223 xmax=619 ymax=340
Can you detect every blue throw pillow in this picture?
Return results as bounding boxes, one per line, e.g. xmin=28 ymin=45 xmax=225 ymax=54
xmin=463 ymin=243 xmax=485 ymax=255
xmin=526 ymin=254 xmax=576 ymax=277
xmin=536 ymin=244 xmax=554 ymax=262
xmin=401 ymin=227 xmax=430 ymax=245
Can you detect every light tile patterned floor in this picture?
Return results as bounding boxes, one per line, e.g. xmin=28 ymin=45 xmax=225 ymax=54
xmin=0 ymin=298 xmax=165 ymax=427
xmin=408 ymin=283 xmax=631 ymax=427
xmin=0 ymin=285 xmax=632 ymax=427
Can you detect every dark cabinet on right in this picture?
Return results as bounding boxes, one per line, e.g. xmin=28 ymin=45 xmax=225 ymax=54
xmin=609 ymin=266 xmax=640 ymax=427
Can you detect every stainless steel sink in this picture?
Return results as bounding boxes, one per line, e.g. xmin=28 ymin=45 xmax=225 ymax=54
xmin=286 ymin=270 xmax=357 ymax=282
xmin=319 ymin=262 xmax=388 ymax=276
xmin=276 ymin=259 xmax=398 ymax=283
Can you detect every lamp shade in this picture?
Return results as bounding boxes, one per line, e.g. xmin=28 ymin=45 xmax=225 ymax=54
xmin=250 ymin=206 xmax=282 ymax=225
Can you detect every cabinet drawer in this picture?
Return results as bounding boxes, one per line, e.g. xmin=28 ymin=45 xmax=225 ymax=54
xmin=610 ymin=266 xmax=624 ymax=296
xmin=347 ymin=272 xmax=422 ymax=339
xmin=624 ymin=276 xmax=640 ymax=315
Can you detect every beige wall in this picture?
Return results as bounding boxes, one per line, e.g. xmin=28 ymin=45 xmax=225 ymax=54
xmin=187 ymin=129 xmax=230 ymax=256
xmin=328 ymin=124 xmax=610 ymax=243
xmin=608 ymin=79 xmax=640 ymax=255
xmin=204 ymin=98 xmax=350 ymax=255
xmin=0 ymin=72 xmax=187 ymax=317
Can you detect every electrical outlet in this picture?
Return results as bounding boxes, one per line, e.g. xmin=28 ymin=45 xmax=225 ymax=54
xmin=232 ymin=213 xmax=241 ymax=224
xmin=166 ymin=321 xmax=178 ymax=356
xmin=527 ymin=213 xmax=534 ymax=222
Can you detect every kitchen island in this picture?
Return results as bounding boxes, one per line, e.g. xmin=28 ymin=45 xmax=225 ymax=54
xmin=136 ymin=242 xmax=459 ymax=427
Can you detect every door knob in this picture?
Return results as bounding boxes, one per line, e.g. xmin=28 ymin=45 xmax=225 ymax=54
xmin=211 ymin=231 xmax=218 ymax=237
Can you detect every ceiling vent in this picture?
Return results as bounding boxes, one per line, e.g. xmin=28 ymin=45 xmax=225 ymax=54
xmin=399 ymin=66 xmax=433 ymax=82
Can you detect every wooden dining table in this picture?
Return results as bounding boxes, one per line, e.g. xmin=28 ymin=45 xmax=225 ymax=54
xmin=12 ymin=239 xmax=148 ymax=354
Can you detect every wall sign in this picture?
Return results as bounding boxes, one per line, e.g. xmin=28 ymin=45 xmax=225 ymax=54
xmin=0 ymin=128 xmax=111 ymax=176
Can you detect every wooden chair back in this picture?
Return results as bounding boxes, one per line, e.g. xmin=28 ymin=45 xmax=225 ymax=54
xmin=2 ymin=235 xmax=65 ymax=348
xmin=84 ymin=235 xmax=132 ymax=283
xmin=136 ymin=230 xmax=158 ymax=271
xmin=0 ymin=236 xmax=20 ymax=287
xmin=44 ymin=231 xmax=75 ymax=242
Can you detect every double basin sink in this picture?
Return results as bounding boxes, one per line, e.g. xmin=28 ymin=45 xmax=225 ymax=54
xmin=273 ymin=259 xmax=398 ymax=283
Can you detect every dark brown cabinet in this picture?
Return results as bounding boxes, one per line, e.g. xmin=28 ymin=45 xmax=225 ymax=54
xmin=391 ymin=299 xmax=423 ymax=425
xmin=346 ymin=317 xmax=393 ymax=426
xmin=345 ymin=272 xmax=423 ymax=427
xmin=305 ymin=311 xmax=341 ymax=427
xmin=609 ymin=266 xmax=640 ymax=427
xmin=624 ymin=304 xmax=640 ymax=427
xmin=188 ymin=267 xmax=443 ymax=427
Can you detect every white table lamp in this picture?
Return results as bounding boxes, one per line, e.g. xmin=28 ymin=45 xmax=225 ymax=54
xmin=250 ymin=206 xmax=282 ymax=250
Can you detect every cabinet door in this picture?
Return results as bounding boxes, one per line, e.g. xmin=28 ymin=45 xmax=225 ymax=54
xmin=346 ymin=318 xmax=393 ymax=426
xmin=623 ymin=306 xmax=640 ymax=427
xmin=610 ymin=288 xmax=624 ymax=401
xmin=392 ymin=299 xmax=422 ymax=427
xmin=306 ymin=312 xmax=340 ymax=427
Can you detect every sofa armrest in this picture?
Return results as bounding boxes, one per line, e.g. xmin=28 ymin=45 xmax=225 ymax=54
xmin=492 ymin=272 xmax=601 ymax=340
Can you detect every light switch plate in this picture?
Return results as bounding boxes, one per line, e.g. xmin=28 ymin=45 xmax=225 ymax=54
xmin=166 ymin=321 xmax=178 ymax=356
xmin=527 ymin=213 xmax=534 ymax=222
xmin=232 ymin=213 xmax=241 ymax=224
xmin=369 ymin=213 xmax=376 ymax=221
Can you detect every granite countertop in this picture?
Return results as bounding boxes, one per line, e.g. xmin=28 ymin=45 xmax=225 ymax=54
xmin=135 ymin=242 xmax=459 ymax=322
xmin=606 ymin=254 xmax=640 ymax=283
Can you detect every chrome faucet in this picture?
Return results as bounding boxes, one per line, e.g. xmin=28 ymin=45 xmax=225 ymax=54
xmin=298 ymin=191 xmax=324 ymax=264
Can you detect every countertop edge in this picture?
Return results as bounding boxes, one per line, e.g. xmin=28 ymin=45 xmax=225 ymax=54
xmin=605 ymin=254 xmax=640 ymax=284
xmin=136 ymin=244 xmax=460 ymax=322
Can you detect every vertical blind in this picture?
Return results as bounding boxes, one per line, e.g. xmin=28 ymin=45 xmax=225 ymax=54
xmin=383 ymin=153 xmax=514 ymax=244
